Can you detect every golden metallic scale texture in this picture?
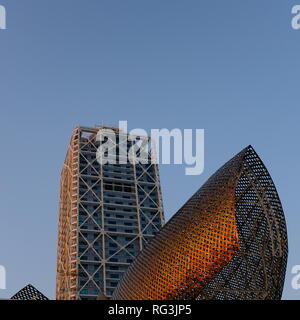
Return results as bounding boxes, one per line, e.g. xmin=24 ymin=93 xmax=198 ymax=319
xmin=112 ymin=146 xmax=288 ymax=300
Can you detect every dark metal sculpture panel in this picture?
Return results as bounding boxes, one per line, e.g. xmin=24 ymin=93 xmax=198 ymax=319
xmin=11 ymin=284 xmax=49 ymax=300
xmin=112 ymin=146 xmax=288 ymax=300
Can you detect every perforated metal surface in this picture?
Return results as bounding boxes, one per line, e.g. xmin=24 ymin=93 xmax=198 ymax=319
xmin=11 ymin=284 xmax=49 ymax=300
xmin=112 ymin=146 xmax=288 ymax=300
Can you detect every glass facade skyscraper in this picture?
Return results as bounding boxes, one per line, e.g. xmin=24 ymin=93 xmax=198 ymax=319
xmin=56 ymin=126 xmax=165 ymax=300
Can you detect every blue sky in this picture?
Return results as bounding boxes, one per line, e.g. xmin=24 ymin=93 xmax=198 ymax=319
xmin=0 ymin=0 xmax=299 ymax=299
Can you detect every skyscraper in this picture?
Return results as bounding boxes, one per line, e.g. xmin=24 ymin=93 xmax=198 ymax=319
xmin=56 ymin=126 xmax=165 ymax=300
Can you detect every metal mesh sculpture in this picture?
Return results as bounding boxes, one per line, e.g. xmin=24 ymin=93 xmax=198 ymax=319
xmin=11 ymin=284 xmax=49 ymax=300
xmin=112 ymin=146 xmax=288 ymax=300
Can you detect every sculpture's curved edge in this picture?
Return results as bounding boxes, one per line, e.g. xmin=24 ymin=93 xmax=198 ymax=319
xmin=242 ymin=146 xmax=288 ymax=299
xmin=112 ymin=146 xmax=288 ymax=301
xmin=196 ymin=145 xmax=288 ymax=300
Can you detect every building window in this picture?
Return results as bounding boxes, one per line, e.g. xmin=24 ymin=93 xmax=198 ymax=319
xmin=80 ymin=289 xmax=88 ymax=295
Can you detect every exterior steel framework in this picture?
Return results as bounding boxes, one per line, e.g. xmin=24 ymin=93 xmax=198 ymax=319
xmin=56 ymin=126 xmax=164 ymax=300
xmin=113 ymin=146 xmax=288 ymax=300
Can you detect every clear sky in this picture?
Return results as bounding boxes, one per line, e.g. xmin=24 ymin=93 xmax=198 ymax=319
xmin=0 ymin=0 xmax=299 ymax=300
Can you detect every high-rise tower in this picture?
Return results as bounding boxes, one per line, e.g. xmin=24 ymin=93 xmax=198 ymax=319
xmin=56 ymin=126 xmax=165 ymax=300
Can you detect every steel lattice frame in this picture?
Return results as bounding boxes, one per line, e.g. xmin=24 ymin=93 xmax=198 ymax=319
xmin=56 ymin=126 xmax=165 ymax=300
xmin=112 ymin=146 xmax=288 ymax=300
